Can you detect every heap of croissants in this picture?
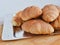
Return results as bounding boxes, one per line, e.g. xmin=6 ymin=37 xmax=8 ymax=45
xmin=12 ymin=4 xmax=60 ymax=34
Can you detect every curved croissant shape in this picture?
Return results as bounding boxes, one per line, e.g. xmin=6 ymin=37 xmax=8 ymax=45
xmin=42 ymin=4 xmax=59 ymax=22
xmin=22 ymin=20 xmax=54 ymax=34
xmin=51 ymin=6 xmax=60 ymax=30
xmin=20 ymin=6 xmax=42 ymax=21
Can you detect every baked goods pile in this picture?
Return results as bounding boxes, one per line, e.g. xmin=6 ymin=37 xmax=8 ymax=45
xmin=12 ymin=4 xmax=60 ymax=34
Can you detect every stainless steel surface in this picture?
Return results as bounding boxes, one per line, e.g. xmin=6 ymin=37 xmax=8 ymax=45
xmin=2 ymin=15 xmax=30 ymax=41
xmin=2 ymin=15 xmax=14 ymax=40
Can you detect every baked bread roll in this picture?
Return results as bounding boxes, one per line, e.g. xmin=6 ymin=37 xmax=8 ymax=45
xmin=51 ymin=6 xmax=60 ymax=30
xmin=22 ymin=20 xmax=54 ymax=34
xmin=42 ymin=4 xmax=59 ymax=22
xmin=51 ymin=15 xmax=60 ymax=30
xmin=12 ymin=11 xmax=23 ymax=26
xmin=20 ymin=6 xmax=42 ymax=21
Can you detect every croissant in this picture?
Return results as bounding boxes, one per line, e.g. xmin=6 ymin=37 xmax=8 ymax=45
xmin=12 ymin=11 xmax=23 ymax=26
xmin=51 ymin=6 xmax=60 ymax=30
xmin=22 ymin=20 xmax=54 ymax=34
xmin=42 ymin=4 xmax=59 ymax=22
xmin=51 ymin=15 xmax=60 ymax=30
xmin=20 ymin=6 xmax=42 ymax=21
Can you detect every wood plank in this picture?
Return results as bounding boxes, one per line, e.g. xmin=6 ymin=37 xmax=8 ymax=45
xmin=0 ymin=35 xmax=60 ymax=45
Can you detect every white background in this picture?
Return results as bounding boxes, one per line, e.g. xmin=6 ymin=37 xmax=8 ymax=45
xmin=0 ymin=0 xmax=60 ymax=18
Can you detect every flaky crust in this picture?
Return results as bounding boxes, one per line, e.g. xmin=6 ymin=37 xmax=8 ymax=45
xmin=20 ymin=6 xmax=42 ymax=21
xmin=51 ymin=6 xmax=60 ymax=30
xmin=51 ymin=15 xmax=60 ymax=30
xmin=22 ymin=20 xmax=54 ymax=34
xmin=12 ymin=11 xmax=23 ymax=26
xmin=42 ymin=4 xmax=59 ymax=22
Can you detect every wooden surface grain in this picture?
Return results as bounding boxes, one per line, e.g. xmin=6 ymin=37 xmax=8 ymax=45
xmin=0 ymin=35 xmax=60 ymax=45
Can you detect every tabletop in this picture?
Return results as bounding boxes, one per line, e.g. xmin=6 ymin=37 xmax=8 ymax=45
xmin=0 ymin=35 xmax=60 ymax=45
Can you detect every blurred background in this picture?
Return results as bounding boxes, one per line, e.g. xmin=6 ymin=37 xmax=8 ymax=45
xmin=0 ymin=0 xmax=60 ymax=18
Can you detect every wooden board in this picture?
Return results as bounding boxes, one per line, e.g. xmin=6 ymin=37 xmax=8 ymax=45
xmin=0 ymin=35 xmax=60 ymax=45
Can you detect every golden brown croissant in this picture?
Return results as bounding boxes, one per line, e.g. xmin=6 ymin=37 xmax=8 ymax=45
xmin=22 ymin=20 xmax=54 ymax=34
xmin=51 ymin=15 xmax=60 ymax=30
xmin=51 ymin=6 xmax=60 ymax=30
xmin=20 ymin=6 xmax=42 ymax=21
xmin=42 ymin=4 xmax=59 ymax=22
xmin=12 ymin=11 xmax=23 ymax=26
